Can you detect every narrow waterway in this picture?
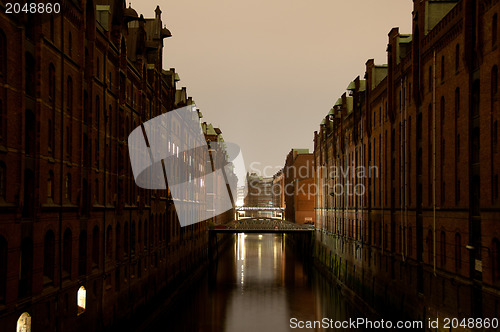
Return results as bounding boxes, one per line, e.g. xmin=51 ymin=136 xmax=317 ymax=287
xmin=142 ymin=233 xmax=361 ymax=331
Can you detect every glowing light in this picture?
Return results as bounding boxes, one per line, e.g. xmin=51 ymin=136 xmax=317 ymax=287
xmin=77 ymin=286 xmax=86 ymax=315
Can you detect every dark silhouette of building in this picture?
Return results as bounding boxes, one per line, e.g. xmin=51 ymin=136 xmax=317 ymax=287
xmin=313 ymin=0 xmax=500 ymax=322
xmin=0 ymin=1 xmax=233 ymax=331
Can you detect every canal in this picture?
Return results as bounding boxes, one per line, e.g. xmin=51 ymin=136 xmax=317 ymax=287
xmin=138 ymin=233 xmax=361 ymax=331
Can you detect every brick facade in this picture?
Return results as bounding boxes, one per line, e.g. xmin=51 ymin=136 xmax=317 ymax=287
xmin=313 ymin=0 xmax=500 ymax=321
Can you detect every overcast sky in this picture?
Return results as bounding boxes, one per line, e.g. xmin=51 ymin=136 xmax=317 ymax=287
xmin=132 ymin=0 xmax=412 ymax=177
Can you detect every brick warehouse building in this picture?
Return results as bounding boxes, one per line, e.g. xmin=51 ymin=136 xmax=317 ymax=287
xmin=0 ymin=0 xmax=234 ymax=331
xmin=314 ymin=0 xmax=500 ymax=322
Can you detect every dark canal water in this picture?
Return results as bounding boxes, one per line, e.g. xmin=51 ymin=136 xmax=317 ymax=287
xmin=140 ymin=233 xmax=360 ymax=332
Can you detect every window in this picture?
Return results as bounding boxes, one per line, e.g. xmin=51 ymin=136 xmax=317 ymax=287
xmin=43 ymin=231 xmax=55 ymax=283
xmin=106 ymin=225 xmax=112 ymax=258
xmin=493 ymin=238 xmax=500 ymax=281
xmin=77 ymin=286 xmax=86 ymax=315
xmin=67 ymin=76 xmax=73 ymax=112
xmin=63 ymin=228 xmax=72 ymax=278
xmin=25 ymin=53 xmax=35 ymax=97
xmin=441 ymin=56 xmax=445 ymax=82
xmin=440 ymin=231 xmax=446 ymax=267
xmin=455 ymin=233 xmax=461 ymax=273
xmin=92 ymin=226 xmax=99 ymax=268
xmin=0 ymin=236 xmax=7 ymax=303
xmin=68 ymin=32 xmax=72 ymax=57
xmin=65 ymin=173 xmax=71 ymax=201
xmin=455 ymin=44 xmax=460 ymax=72
xmin=0 ymin=163 xmax=5 ymax=201
xmin=94 ymin=178 xmax=99 ymax=204
xmin=19 ymin=238 xmax=33 ymax=297
xmin=17 ymin=312 xmax=31 ymax=332
xmin=493 ymin=14 xmax=498 ymax=47
xmin=49 ymin=64 xmax=55 ymax=102
xmin=50 ymin=15 xmax=54 ymax=40
xmin=47 ymin=171 xmax=54 ymax=200
xmin=78 ymin=231 xmax=87 ymax=276
xmin=429 ymin=65 xmax=432 ymax=92
xmin=115 ymin=223 xmax=121 ymax=260
xmin=0 ymin=29 xmax=5 ymax=79
xmin=492 ymin=66 xmax=498 ymax=101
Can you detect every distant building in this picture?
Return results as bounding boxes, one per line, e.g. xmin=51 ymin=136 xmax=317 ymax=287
xmin=244 ymin=173 xmax=273 ymax=217
xmin=283 ymin=149 xmax=315 ymax=224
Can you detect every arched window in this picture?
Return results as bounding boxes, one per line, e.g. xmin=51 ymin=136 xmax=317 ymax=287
xmin=43 ymin=230 xmax=55 ymax=283
xmin=78 ymin=231 xmax=87 ymax=276
xmin=77 ymin=286 xmax=86 ymax=315
xmin=17 ymin=312 xmax=31 ymax=332
xmin=0 ymin=236 xmax=7 ymax=303
xmin=92 ymin=226 xmax=99 ymax=268
xmin=19 ymin=237 xmax=33 ymax=297
xmin=63 ymin=228 xmax=72 ymax=278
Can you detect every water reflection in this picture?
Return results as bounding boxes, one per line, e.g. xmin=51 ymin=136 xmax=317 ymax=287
xmin=143 ymin=234 xmax=360 ymax=332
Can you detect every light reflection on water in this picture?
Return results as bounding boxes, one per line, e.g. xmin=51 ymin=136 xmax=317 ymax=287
xmin=144 ymin=233 xmax=360 ymax=332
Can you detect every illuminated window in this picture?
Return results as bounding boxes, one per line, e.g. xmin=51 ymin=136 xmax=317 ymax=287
xmin=17 ymin=312 xmax=31 ymax=332
xmin=77 ymin=286 xmax=86 ymax=315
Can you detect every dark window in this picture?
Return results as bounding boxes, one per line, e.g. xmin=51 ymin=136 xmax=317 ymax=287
xmin=493 ymin=238 xmax=500 ymax=281
xmin=455 ymin=233 xmax=461 ymax=273
xmin=63 ymin=229 xmax=72 ymax=278
xmin=68 ymin=32 xmax=72 ymax=57
xmin=429 ymin=65 xmax=432 ymax=92
xmin=106 ymin=225 xmax=112 ymax=258
xmin=92 ymin=226 xmax=99 ymax=268
xmin=67 ymin=76 xmax=73 ymax=112
xmin=440 ymin=231 xmax=446 ymax=267
xmin=65 ymin=173 xmax=71 ymax=201
xmin=49 ymin=64 xmax=55 ymax=102
xmin=493 ymin=14 xmax=498 ymax=47
xmin=0 ymin=29 xmax=6 ymax=79
xmin=47 ymin=171 xmax=54 ymax=200
xmin=78 ymin=231 xmax=87 ymax=276
xmin=22 ymin=169 xmax=34 ymax=218
xmin=455 ymin=44 xmax=460 ymax=72
xmin=441 ymin=56 xmax=445 ymax=82
xmin=43 ymin=231 xmax=55 ymax=283
xmin=50 ymin=15 xmax=54 ymax=40
xmin=18 ymin=237 xmax=33 ymax=297
xmin=0 ymin=162 xmax=5 ymax=200
xmin=115 ymin=223 xmax=121 ymax=260
xmin=124 ymin=222 xmax=129 ymax=255
xmin=0 ymin=236 xmax=7 ymax=303
xmin=25 ymin=53 xmax=35 ymax=97
xmin=25 ymin=110 xmax=35 ymax=156
xmin=492 ymin=66 xmax=498 ymax=101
